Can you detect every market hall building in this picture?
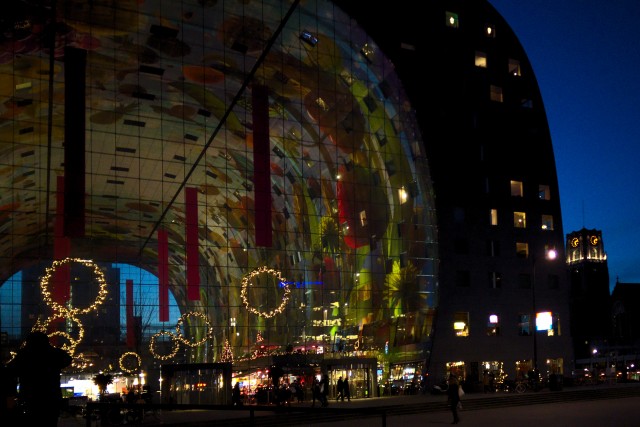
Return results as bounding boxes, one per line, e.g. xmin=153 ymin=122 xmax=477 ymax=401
xmin=0 ymin=0 xmax=572 ymax=400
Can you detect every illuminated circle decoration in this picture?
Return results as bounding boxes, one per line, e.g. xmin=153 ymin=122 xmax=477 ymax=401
xmin=570 ymin=237 xmax=579 ymax=248
xmin=175 ymin=311 xmax=213 ymax=348
xmin=240 ymin=266 xmax=291 ymax=318
xmin=34 ymin=314 xmax=84 ymax=355
xmin=149 ymin=331 xmax=181 ymax=361
xmin=119 ymin=352 xmax=142 ymax=374
xmin=40 ymin=258 xmax=108 ymax=316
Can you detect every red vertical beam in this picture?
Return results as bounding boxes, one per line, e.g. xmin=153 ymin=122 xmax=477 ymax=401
xmin=126 ymin=279 xmax=135 ymax=348
xmin=252 ymin=85 xmax=272 ymax=247
xmin=53 ymin=176 xmax=70 ymax=304
xmin=185 ymin=187 xmax=200 ymax=300
xmin=158 ymin=229 xmax=169 ymax=322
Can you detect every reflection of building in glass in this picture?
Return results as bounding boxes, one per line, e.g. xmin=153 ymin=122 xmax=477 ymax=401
xmin=0 ymin=0 xmax=573 ymax=396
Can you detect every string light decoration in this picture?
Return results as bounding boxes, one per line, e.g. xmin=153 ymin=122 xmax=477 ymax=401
xmin=119 ymin=352 xmax=142 ymax=374
xmin=149 ymin=331 xmax=181 ymax=361
xmin=33 ymin=314 xmax=85 ymax=355
xmin=240 ymin=266 xmax=291 ymax=318
xmin=175 ymin=311 xmax=213 ymax=347
xmin=220 ymin=339 xmax=233 ymax=362
xmin=40 ymin=258 xmax=108 ymax=316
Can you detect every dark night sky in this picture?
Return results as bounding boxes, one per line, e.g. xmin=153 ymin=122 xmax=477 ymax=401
xmin=489 ymin=0 xmax=640 ymax=292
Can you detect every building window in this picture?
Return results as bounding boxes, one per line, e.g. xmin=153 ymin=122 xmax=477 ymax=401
xmin=488 ymin=271 xmax=502 ymax=288
xmin=508 ymin=59 xmax=521 ymax=76
xmin=511 ymin=180 xmax=523 ymax=197
xmin=490 ymin=209 xmax=498 ymax=226
xmin=487 ymin=239 xmax=500 ymax=257
xmin=521 ymin=99 xmax=533 ymax=108
xmin=487 ymin=314 xmax=499 ymax=336
xmin=538 ymin=184 xmax=550 ymax=200
xmin=485 ymin=25 xmax=496 ymax=38
xmin=475 ymin=51 xmax=487 ymax=68
xmin=518 ymin=314 xmax=531 ymax=336
xmin=518 ymin=273 xmax=532 ymax=289
xmin=516 ymin=242 xmax=529 ymax=258
xmin=455 ymin=270 xmax=471 ymax=287
xmin=514 ymin=211 xmax=526 ymax=228
xmin=536 ymin=311 xmax=559 ymax=336
xmin=541 ymin=214 xmax=554 ymax=231
xmin=490 ymin=85 xmax=503 ymax=102
xmin=454 ymin=312 xmax=469 ymax=337
xmin=446 ymin=11 xmax=459 ymax=28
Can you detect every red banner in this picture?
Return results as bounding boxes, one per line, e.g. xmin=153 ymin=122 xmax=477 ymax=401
xmin=185 ymin=187 xmax=200 ymax=300
xmin=158 ymin=229 xmax=169 ymax=322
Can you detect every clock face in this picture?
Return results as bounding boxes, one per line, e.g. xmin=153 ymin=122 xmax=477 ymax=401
xmin=590 ymin=236 xmax=599 ymax=246
xmin=570 ymin=237 xmax=579 ymax=248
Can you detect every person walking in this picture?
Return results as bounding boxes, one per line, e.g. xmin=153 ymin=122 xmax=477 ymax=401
xmin=8 ymin=331 xmax=72 ymax=427
xmin=446 ymin=375 xmax=461 ymax=424
xmin=336 ymin=376 xmax=344 ymax=401
xmin=232 ymin=382 xmax=243 ymax=406
xmin=343 ymin=377 xmax=351 ymax=401
xmin=320 ymin=374 xmax=329 ymax=407
xmin=311 ymin=378 xmax=321 ymax=407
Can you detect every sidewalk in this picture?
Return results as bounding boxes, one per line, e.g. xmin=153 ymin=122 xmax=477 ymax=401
xmin=59 ymin=382 xmax=640 ymax=427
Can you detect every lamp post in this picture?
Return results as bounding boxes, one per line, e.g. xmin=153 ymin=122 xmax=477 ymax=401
xmin=532 ymin=248 xmax=556 ymax=382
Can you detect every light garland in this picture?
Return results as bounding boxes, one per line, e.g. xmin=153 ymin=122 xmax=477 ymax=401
xmin=40 ymin=258 xmax=108 ymax=316
xmin=149 ymin=331 xmax=181 ymax=361
xmin=175 ymin=311 xmax=213 ymax=348
xmin=34 ymin=314 xmax=84 ymax=355
xmin=119 ymin=352 xmax=142 ymax=373
xmin=240 ymin=266 xmax=291 ymax=318
xmin=220 ymin=339 xmax=233 ymax=362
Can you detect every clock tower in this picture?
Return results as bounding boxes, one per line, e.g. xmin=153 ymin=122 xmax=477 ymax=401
xmin=566 ymin=228 xmax=611 ymax=359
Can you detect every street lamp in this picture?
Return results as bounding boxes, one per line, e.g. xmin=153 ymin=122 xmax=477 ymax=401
xmin=532 ymin=248 xmax=557 ymax=381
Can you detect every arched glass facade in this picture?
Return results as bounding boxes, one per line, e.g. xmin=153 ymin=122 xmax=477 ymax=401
xmin=0 ymin=0 xmax=437 ymax=388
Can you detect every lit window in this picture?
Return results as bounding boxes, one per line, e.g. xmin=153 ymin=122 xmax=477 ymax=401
xmin=454 ymin=312 xmax=469 ymax=337
xmin=508 ymin=59 xmax=521 ymax=76
xmin=513 ymin=212 xmax=526 ymax=228
xmin=446 ymin=12 xmax=459 ymax=28
xmin=510 ymin=180 xmax=523 ymax=197
xmin=490 ymin=209 xmax=498 ymax=226
xmin=490 ymin=85 xmax=503 ymax=102
xmin=475 ymin=51 xmax=487 ymax=68
xmin=541 ymin=214 xmax=554 ymax=230
xmin=538 ymin=185 xmax=550 ymax=200
xmin=486 ymin=25 xmax=496 ymax=38
xmin=518 ymin=314 xmax=531 ymax=336
xmin=487 ymin=314 xmax=499 ymax=336
xmin=516 ymin=242 xmax=529 ymax=259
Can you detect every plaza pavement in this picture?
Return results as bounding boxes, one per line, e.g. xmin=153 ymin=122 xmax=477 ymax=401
xmin=60 ymin=382 xmax=640 ymax=427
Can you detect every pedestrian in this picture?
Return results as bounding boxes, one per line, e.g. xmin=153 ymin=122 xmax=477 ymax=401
xmin=336 ymin=376 xmax=344 ymax=401
xmin=232 ymin=382 xmax=243 ymax=406
xmin=343 ymin=377 xmax=350 ymax=401
xmin=7 ymin=331 xmax=72 ymax=427
xmin=446 ymin=375 xmax=461 ymax=424
xmin=311 ymin=378 xmax=321 ymax=407
xmin=320 ymin=374 xmax=329 ymax=407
